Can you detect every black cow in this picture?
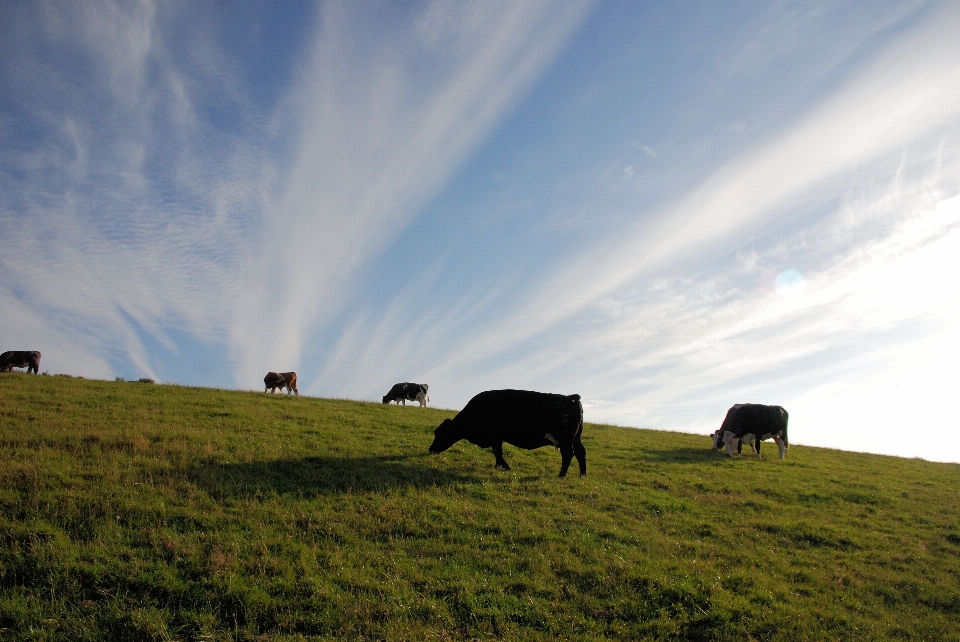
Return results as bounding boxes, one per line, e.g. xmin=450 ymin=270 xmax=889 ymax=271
xmin=0 ymin=350 xmax=41 ymax=374
xmin=429 ymin=389 xmax=586 ymax=477
xmin=711 ymin=403 xmax=789 ymax=460
xmin=382 ymin=382 xmax=429 ymax=407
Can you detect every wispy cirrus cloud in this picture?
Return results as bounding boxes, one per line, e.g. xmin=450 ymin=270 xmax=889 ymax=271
xmin=0 ymin=0 xmax=270 ymax=380
xmin=228 ymin=0 xmax=594 ymax=386
xmin=1 ymin=0 xmax=594 ymax=384
xmin=424 ymin=2 xmax=960 ymax=382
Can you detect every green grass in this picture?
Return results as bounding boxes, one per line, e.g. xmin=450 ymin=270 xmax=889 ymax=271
xmin=2 ymin=373 xmax=959 ymax=641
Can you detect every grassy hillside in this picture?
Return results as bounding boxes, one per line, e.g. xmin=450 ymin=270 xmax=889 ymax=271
xmin=2 ymin=373 xmax=959 ymax=641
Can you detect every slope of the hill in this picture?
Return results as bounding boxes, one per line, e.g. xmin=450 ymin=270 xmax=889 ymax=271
xmin=1 ymin=373 xmax=959 ymax=641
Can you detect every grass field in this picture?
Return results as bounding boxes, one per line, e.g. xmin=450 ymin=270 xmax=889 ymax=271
xmin=2 ymin=373 xmax=959 ymax=641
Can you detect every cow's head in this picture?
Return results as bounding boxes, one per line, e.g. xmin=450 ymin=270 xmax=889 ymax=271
xmin=382 ymin=395 xmax=391 ymax=404
xmin=710 ymin=430 xmax=724 ymax=450
xmin=721 ymin=431 xmax=740 ymax=456
xmin=773 ymin=434 xmax=788 ymax=460
xmin=429 ymin=419 xmax=459 ymax=454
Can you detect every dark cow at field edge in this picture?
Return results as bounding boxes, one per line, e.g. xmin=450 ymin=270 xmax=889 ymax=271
xmin=264 ymin=371 xmax=298 ymax=396
xmin=382 ymin=382 xmax=429 ymax=407
xmin=429 ymin=389 xmax=586 ymax=477
xmin=711 ymin=403 xmax=789 ymax=459
xmin=0 ymin=351 xmax=41 ymax=374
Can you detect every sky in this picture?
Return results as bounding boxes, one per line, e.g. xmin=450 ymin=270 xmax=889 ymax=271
xmin=2 ymin=1 xmax=959 ymax=462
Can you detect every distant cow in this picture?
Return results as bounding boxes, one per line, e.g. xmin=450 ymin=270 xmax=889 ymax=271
xmin=429 ymin=389 xmax=586 ymax=477
xmin=0 ymin=351 xmax=41 ymax=374
xmin=264 ymin=371 xmax=298 ymax=396
xmin=382 ymin=382 xmax=429 ymax=407
xmin=711 ymin=403 xmax=789 ymax=460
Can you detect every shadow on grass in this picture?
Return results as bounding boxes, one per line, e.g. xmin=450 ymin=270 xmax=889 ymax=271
xmin=642 ymin=447 xmax=722 ymax=464
xmin=189 ymin=453 xmax=477 ymax=499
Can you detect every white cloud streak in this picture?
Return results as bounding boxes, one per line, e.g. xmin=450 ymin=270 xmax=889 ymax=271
xmin=430 ymin=2 xmax=960 ymax=380
xmin=228 ymin=0 xmax=594 ymax=386
xmin=0 ymin=1 xmax=268 ymax=379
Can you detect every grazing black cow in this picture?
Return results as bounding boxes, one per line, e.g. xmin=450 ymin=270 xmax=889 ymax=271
xmin=0 ymin=350 xmax=41 ymax=374
xmin=264 ymin=371 xmax=298 ymax=396
xmin=382 ymin=382 xmax=429 ymax=407
xmin=429 ymin=389 xmax=586 ymax=477
xmin=711 ymin=403 xmax=789 ymax=460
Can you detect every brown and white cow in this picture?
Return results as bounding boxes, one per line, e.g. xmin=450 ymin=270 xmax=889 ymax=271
xmin=264 ymin=371 xmax=298 ymax=396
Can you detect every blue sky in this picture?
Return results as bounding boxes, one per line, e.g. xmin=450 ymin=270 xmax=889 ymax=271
xmin=2 ymin=1 xmax=959 ymax=462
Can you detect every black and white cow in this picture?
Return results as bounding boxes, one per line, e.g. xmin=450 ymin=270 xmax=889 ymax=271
xmin=382 ymin=382 xmax=429 ymax=407
xmin=429 ymin=389 xmax=586 ymax=477
xmin=0 ymin=350 xmax=41 ymax=374
xmin=711 ymin=403 xmax=789 ymax=460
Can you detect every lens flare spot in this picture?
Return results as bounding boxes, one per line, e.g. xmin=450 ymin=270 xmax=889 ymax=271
xmin=775 ymin=269 xmax=806 ymax=297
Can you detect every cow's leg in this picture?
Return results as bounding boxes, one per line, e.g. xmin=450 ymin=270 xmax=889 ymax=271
xmin=492 ymin=442 xmax=510 ymax=470
xmin=558 ymin=442 xmax=576 ymax=478
xmin=573 ymin=435 xmax=587 ymax=476
xmin=755 ymin=440 xmax=762 ymax=460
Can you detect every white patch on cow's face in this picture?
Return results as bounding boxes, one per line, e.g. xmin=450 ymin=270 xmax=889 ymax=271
xmin=722 ymin=431 xmax=740 ymax=457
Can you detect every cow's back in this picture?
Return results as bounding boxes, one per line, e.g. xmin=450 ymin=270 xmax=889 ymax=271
xmin=723 ymin=403 xmax=788 ymax=437
xmin=456 ymin=389 xmax=581 ymax=447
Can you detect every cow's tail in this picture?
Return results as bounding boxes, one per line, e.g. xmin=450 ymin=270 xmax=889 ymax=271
xmin=568 ymin=394 xmax=584 ymax=439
